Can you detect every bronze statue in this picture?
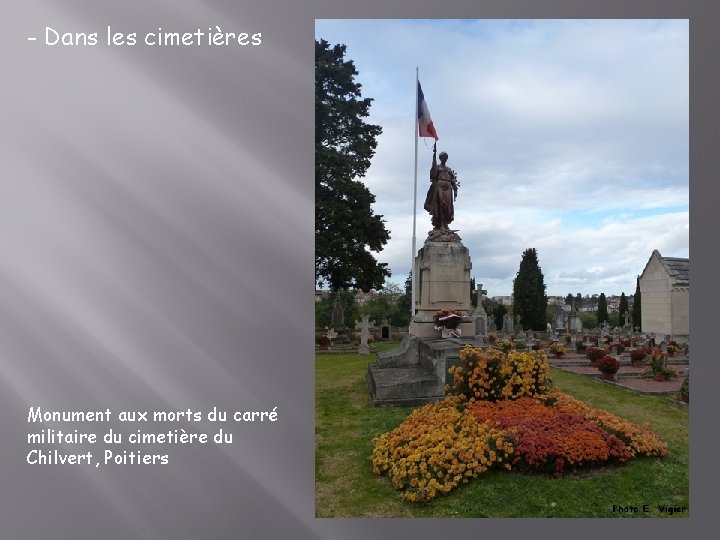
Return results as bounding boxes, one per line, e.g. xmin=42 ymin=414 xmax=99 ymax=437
xmin=423 ymin=143 xmax=458 ymax=231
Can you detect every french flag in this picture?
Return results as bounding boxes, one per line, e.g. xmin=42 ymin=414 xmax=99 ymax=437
xmin=417 ymin=81 xmax=439 ymax=140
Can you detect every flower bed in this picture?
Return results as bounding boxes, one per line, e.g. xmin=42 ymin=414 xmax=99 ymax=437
xmin=372 ymin=346 xmax=668 ymax=502
xmin=372 ymin=390 xmax=667 ymax=502
xmin=448 ymin=346 xmax=548 ymax=402
xmin=371 ymin=397 xmax=514 ymax=503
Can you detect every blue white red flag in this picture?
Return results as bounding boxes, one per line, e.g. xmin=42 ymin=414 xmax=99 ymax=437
xmin=417 ymin=81 xmax=439 ymax=140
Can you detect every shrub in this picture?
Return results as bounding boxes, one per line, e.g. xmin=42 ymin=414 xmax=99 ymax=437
xmin=449 ymin=346 xmax=549 ymax=402
xmin=679 ymin=374 xmax=689 ymax=403
xmin=597 ymin=355 xmax=620 ymax=374
xmin=549 ymin=343 xmax=565 ymax=356
xmin=496 ymin=340 xmax=514 ymax=353
xmin=315 ymin=334 xmax=330 ymax=346
xmin=642 ymin=351 xmax=676 ymax=380
xmin=586 ymin=347 xmax=606 ymax=363
xmin=629 ymin=349 xmax=647 ymax=362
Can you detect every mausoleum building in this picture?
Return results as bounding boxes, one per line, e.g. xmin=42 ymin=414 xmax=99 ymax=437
xmin=638 ymin=250 xmax=689 ymax=337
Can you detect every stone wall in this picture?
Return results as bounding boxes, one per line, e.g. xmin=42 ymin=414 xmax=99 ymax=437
xmin=671 ymin=288 xmax=689 ymax=336
xmin=640 ymin=254 xmax=689 ymax=337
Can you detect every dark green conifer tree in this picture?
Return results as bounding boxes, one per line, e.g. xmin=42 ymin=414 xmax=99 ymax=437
xmin=632 ymin=277 xmax=642 ymax=331
xmin=597 ymin=293 xmax=609 ymax=326
xmin=512 ymin=248 xmax=548 ymax=331
xmin=618 ymin=292 xmax=629 ymax=327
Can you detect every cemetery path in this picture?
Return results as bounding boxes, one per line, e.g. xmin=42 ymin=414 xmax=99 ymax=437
xmin=549 ymin=350 xmax=688 ymax=395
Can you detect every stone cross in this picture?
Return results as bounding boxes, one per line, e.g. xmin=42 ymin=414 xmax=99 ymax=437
xmin=355 ymin=315 xmax=373 ymax=355
xmin=325 ymin=328 xmax=338 ymax=343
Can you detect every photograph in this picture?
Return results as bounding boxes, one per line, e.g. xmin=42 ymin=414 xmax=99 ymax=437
xmin=315 ymin=18 xmax=689 ymax=517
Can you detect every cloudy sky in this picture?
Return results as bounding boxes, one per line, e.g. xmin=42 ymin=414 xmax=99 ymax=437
xmin=315 ymin=19 xmax=688 ymax=297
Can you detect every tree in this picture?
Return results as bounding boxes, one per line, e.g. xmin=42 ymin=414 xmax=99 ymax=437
xmin=395 ymin=273 xmax=412 ymax=320
xmin=579 ymin=312 xmax=598 ymax=330
xmin=597 ymin=293 xmax=609 ymax=326
xmin=618 ymin=292 xmax=629 ymax=327
xmin=632 ymin=277 xmax=642 ymax=331
xmin=315 ymin=297 xmax=331 ymax=329
xmin=493 ymin=303 xmax=507 ymax=331
xmin=315 ymin=39 xmax=390 ymax=291
xmin=363 ymin=282 xmax=410 ymax=328
xmin=565 ymin=293 xmax=575 ymax=307
xmin=512 ymin=248 xmax=548 ymax=331
xmin=315 ymin=288 xmax=358 ymax=330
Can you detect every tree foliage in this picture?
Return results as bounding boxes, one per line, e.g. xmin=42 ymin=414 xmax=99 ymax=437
xmin=363 ymin=282 xmax=410 ymax=328
xmin=512 ymin=248 xmax=548 ymax=331
xmin=579 ymin=312 xmax=598 ymax=330
xmin=597 ymin=293 xmax=609 ymax=326
xmin=315 ymin=39 xmax=390 ymax=291
xmin=395 ymin=273 xmax=412 ymax=321
xmin=493 ymin=303 xmax=508 ymax=331
xmin=632 ymin=277 xmax=642 ymax=331
xmin=483 ymin=298 xmax=506 ymax=331
xmin=619 ymin=292 xmax=629 ymax=327
xmin=315 ymin=289 xmax=359 ymax=330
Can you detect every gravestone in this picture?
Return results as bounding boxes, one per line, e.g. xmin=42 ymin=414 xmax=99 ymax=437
xmin=356 ymin=315 xmax=373 ymax=355
xmin=475 ymin=316 xmax=487 ymax=337
xmin=473 ymin=284 xmax=488 ymax=337
xmin=502 ymin=313 xmax=513 ymax=334
xmin=330 ymin=298 xmax=344 ymax=330
xmin=488 ymin=317 xmax=497 ymax=332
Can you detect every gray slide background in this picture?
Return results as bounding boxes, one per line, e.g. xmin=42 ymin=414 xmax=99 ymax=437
xmin=0 ymin=0 xmax=715 ymax=539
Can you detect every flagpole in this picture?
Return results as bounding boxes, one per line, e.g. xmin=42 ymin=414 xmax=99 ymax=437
xmin=411 ymin=67 xmax=419 ymax=318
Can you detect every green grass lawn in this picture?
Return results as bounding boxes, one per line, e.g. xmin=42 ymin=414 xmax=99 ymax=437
xmin=315 ymin=344 xmax=689 ymax=518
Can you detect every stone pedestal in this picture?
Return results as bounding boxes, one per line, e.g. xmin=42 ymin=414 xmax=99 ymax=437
xmin=409 ymin=240 xmax=475 ymax=339
xmin=366 ymin=335 xmax=472 ymax=407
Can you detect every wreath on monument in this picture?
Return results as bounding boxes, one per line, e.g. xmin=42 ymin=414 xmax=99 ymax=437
xmin=433 ymin=309 xmax=464 ymax=330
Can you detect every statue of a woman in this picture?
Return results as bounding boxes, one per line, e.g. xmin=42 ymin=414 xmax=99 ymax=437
xmin=423 ymin=144 xmax=458 ymax=230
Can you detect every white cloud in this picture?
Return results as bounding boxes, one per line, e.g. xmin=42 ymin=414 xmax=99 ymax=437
xmin=317 ymin=19 xmax=689 ymax=296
